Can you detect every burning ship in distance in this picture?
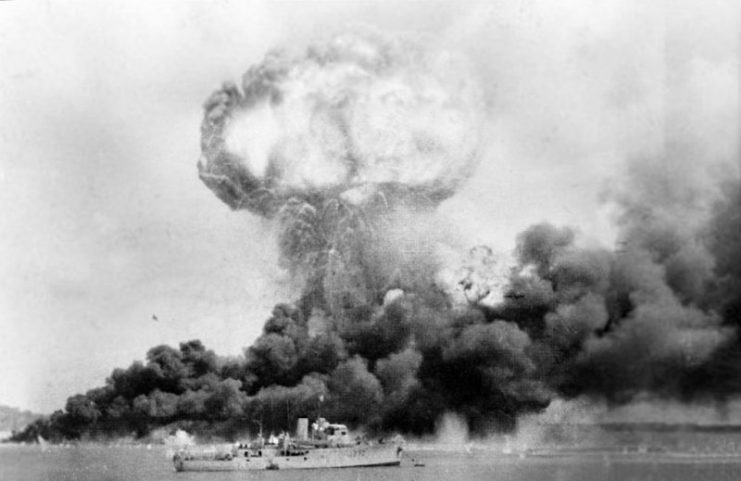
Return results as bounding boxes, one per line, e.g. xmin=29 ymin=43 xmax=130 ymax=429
xmin=173 ymin=417 xmax=404 ymax=471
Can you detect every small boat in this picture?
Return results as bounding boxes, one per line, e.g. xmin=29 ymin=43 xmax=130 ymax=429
xmin=173 ymin=417 xmax=403 ymax=472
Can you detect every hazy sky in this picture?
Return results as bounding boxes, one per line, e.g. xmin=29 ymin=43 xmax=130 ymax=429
xmin=1 ymin=1 xmax=737 ymax=413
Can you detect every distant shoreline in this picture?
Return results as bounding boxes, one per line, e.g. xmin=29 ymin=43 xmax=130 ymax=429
xmin=7 ymin=421 xmax=741 ymax=446
xmin=595 ymin=423 xmax=741 ymax=433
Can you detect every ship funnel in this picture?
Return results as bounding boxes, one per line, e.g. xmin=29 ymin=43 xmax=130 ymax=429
xmin=296 ymin=418 xmax=309 ymax=440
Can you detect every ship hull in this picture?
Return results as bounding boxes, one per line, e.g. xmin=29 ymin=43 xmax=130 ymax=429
xmin=174 ymin=444 xmax=403 ymax=471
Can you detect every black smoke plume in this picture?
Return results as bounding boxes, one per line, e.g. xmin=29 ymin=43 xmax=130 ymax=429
xmin=195 ymin=30 xmax=741 ymax=435
xmin=13 ymin=27 xmax=740 ymax=443
xmin=195 ymin=30 xmax=561 ymax=434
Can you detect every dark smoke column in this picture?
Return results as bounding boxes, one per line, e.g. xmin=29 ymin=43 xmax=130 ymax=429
xmin=197 ymin=30 xmax=483 ymax=315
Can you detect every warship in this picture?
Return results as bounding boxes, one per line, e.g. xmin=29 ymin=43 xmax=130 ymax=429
xmin=172 ymin=417 xmax=404 ymax=471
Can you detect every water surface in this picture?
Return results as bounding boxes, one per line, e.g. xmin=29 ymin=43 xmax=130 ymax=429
xmin=4 ymin=443 xmax=741 ymax=481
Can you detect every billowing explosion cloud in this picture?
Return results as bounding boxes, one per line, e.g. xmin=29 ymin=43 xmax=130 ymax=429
xmin=199 ymin=30 xmax=482 ymax=214
xmin=192 ymin=29 xmax=741 ymax=437
xmin=14 ymin=8 xmax=741 ymax=446
xmin=199 ymin=30 xmax=483 ymax=316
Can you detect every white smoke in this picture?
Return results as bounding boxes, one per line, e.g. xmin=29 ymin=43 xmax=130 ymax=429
xmin=220 ymin=30 xmax=484 ymax=201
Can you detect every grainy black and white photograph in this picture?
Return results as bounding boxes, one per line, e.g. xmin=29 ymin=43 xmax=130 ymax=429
xmin=1 ymin=1 xmax=739 ymax=480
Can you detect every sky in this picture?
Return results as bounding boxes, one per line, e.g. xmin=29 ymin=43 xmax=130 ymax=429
xmin=1 ymin=0 xmax=737 ymax=413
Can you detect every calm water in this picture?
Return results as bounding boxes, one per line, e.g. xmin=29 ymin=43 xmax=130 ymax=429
xmin=4 ymin=439 xmax=741 ymax=481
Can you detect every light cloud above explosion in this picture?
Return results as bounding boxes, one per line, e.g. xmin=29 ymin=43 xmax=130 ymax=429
xmin=199 ymin=29 xmax=484 ymax=215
